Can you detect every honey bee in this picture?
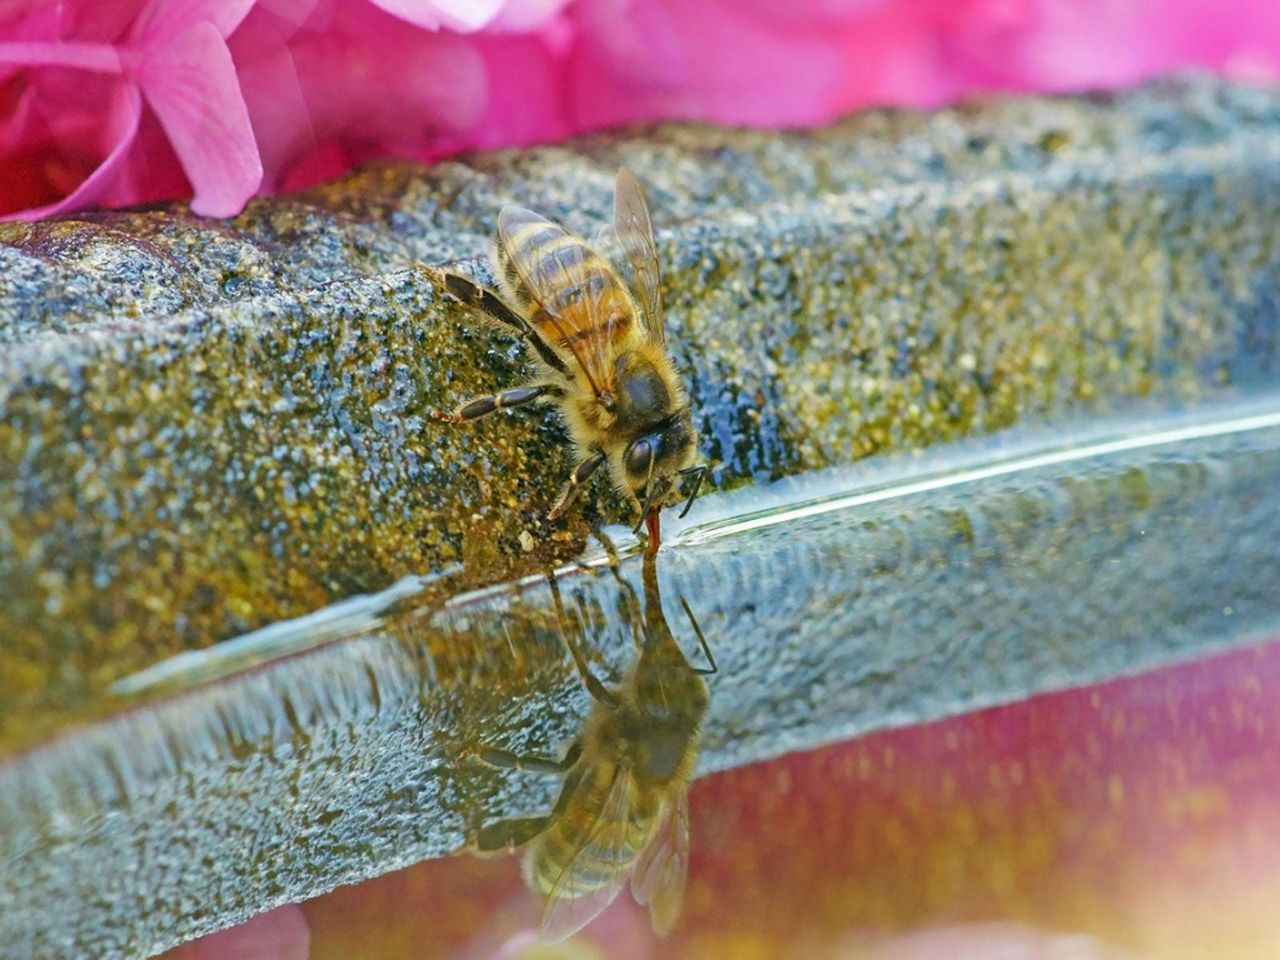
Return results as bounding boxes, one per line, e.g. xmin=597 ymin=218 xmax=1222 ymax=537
xmin=474 ymin=551 xmax=715 ymax=941
xmin=432 ymin=168 xmax=707 ymax=549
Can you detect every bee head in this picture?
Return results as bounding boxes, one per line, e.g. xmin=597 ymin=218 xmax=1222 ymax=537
xmin=622 ymin=410 xmax=696 ymax=499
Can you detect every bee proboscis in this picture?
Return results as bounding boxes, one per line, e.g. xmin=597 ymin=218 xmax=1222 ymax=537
xmin=432 ymin=168 xmax=707 ymax=550
xmin=473 ymin=552 xmax=715 ymax=941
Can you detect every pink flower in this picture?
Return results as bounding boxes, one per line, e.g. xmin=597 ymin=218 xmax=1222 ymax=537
xmin=566 ymin=0 xmax=856 ymax=128
xmin=0 ymin=0 xmax=261 ymax=218
xmin=1 ymin=0 xmax=1278 ymax=221
xmin=230 ymin=0 xmax=491 ymax=193
xmin=372 ymin=0 xmax=540 ymax=32
xmin=939 ymin=0 xmax=1280 ymax=93
xmin=564 ymin=0 xmax=1280 ymax=132
xmin=229 ymin=0 xmax=576 ymax=192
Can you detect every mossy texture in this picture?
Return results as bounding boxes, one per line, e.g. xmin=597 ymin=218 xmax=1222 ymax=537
xmin=2 ymin=75 xmax=1280 ymax=750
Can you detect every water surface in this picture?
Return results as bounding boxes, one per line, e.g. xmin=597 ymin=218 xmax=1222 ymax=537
xmin=5 ymin=397 xmax=1280 ymax=959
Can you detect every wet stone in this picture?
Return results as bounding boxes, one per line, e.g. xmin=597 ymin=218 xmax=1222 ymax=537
xmin=1 ymin=77 xmax=1279 ymax=782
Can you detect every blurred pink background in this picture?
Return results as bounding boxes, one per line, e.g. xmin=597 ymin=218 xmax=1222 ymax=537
xmin=2 ymin=0 xmax=1279 ymax=220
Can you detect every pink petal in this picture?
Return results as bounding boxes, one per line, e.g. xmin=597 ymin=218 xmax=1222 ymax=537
xmin=0 ymin=3 xmax=71 ymax=46
xmin=227 ymin=0 xmax=326 ymax=61
xmin=255 ymin=0 xmax=326 ymax=21
xmin=0 ymin=83 xmax=37 ymax=152
xmin=232 ymin=42 xmax=316 ymax=187
xmin=129 ymin=0 xmax=257 ymax=45
xmin=0 ymin=2 xmax=146 ymax=44
xmin=469 ymin=33 xmax=568 ymax=149
xmin=0 ymin=41 xmax=122 ymax=73
xmin=368 ymin=0 xmax=506 ymax=32
xmin=106 ymin=108 xmax=194 ymax=207
xmin=735 ymin=0 xmax=892 ymax=26
xmin=1 ymin=81 xmax=141 ymax=220
xmin=488 ymin=0 xmax=577 ymax=31
xmin=138 ymin=19 xmax=262 ymax=217
xmin=237 ymin=12 xmax=485 ymax=189
xmin=1 ymin=80 xmax=106 ymax=155
xmin=568 ymin=0 xmax=850 ymax=128
xmin=827 ymin=2 xmax=960 ymax=109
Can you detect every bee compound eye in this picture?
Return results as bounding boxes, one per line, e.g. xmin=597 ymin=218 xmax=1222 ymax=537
xmin=626 ymin=439 xmax=654 ymax=476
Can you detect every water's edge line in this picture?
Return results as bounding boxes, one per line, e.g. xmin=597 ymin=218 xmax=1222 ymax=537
xmin=677 ymin=405 xmax=1280 ymax=545
xmin=109 ymin=399 xmax=1280 ymax=697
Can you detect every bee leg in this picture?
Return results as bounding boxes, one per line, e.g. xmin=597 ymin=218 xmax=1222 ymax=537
xmin=600 ymin=546 xmax=637 ymax=594
xmin=431 ymin=384 xmax=561 ymax=423
xmin=476 ymin=815 xmax=553 ymax=853
xmin=476 ymin=740 xmax=583 ymax=774
xmin=547 ymin=451 xmax=606 ymax=520
xmin=584 ymin=559 xmax=646 ymax=655
xmin=679 ymin=596 xmax=718 ymax=675
xmin=566 ymin=639 xmax=622 ymax=708
xmin=440 ymin=272 xmax=571 ymax=379
xmin=592 ymin=527 xmax=620 ymax=565
xmin=548 ymin=574 xmax=622 ymax=709
xmin=676 ymin=464 xmax=710 ymax=519
xmin=618 ymin=572 xmax=649 ymax=653
xmin=572 ymin=526 xmax=621 ymax=576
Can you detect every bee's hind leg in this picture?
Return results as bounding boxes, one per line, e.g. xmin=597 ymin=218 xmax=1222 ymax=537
xmin=439 ymin=271 xmax=570 ymax=378
xmin=432 ymin=384 xmax=562 ymax=423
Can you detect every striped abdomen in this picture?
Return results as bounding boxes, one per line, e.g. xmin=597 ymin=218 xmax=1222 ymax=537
xmin=524 ymin=771 xmax=657 ymax=898
xmin=496 ymin=207 xmax=636 ymax=372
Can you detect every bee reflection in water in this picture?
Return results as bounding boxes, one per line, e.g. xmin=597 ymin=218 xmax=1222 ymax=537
xmin=473 ymin=552 xmax=716 ymax=942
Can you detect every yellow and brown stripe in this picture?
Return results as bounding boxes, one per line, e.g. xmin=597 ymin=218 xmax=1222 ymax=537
xmin=525 ymin=772 xmax=654 ymax=897
xmin=497 ymin=206 xmax=635 ymax=369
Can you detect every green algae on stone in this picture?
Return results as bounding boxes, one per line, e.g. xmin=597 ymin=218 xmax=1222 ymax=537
xmin=1 ymin=75 xmax=1280 ymax=752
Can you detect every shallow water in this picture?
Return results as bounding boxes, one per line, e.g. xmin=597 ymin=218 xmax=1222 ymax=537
xmin=170 ymin=637 xmax=1280 ymax=960
xmin=5 ymin=397 xmax=1280 ymax=959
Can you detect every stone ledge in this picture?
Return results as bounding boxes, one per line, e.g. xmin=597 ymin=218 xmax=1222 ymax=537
xmin=2 ymin=75 xmax=1279 ymax=756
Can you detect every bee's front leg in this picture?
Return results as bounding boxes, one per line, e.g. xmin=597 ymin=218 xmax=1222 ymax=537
xmin=431 ymin=384 xmax=562 ymax=423
xmin=475 ymin=741 xmax=582 ymax=774
xmin=547 ymin=450 xmax=606 ymax=519
xmin=475 ymin=814 xmax=553 ymax=853
xmin=677 ymin=463 xmax=710 ymax=518
xmin=548 ymin=574 xmax=623 ymax=709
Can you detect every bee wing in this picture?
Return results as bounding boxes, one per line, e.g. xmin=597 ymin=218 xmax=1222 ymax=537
xmin=540 ymin=765 xmax=635 ymax=943
xmin=613 ymin=167 xmax=666 ymax=346
xmin=629 ymin=791 xmax=690 ymax=937
xmin=496 ymin=205 xmax=614 ymax=401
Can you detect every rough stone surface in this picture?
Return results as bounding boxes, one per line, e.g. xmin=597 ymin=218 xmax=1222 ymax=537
xmin=2 ymin=400 xmax=1280 ymax=960
xmin=3 ymin=76 xmax=1280 ymax=750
